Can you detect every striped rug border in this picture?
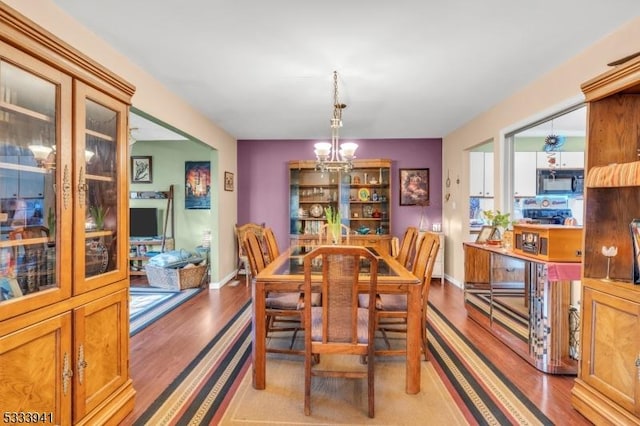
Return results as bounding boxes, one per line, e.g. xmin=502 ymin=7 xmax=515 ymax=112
xmin=133 ymin=300 xmax=252 ymax=425
xmin=427 ymin=302 xmax=553 ymax=426
xmin=130 ymin=287 xmax=203 ymax=336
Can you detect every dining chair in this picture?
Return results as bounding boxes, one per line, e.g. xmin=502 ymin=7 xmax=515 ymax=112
xmin=366 ymin=231 xmax=440 ymax=360
xmin=396 ymin=226 xmax=418 ymax=268
xmin=318 ymin=223 xmax=351 ymax=244
xmin=235 ymin=222 xmax=265 ymax=286
xmin=263 ymin=227 xmax=279 ymax=263
xmin=9 ymin=225 xmax=51 ymax=292
xmin=243 ymin=229 xmax=305 ymax=353
xmin=302 ymin=245 xmax=378 ymax=418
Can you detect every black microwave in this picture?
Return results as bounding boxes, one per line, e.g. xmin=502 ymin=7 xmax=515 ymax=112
xmin=537 ymin=169 xmax=584 ymax=195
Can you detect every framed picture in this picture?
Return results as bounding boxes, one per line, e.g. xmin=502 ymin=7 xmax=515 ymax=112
xmin=476 ymin=225 xmax=496 ymax=243
xmin=185 ymin=161 xmax=211 ymax=209
xmin=131 ymin=156 xmax=152 ymax=183
xmin=224 ymin=171 xmax=234 ymax=192
xmin=399 ymin=168 xmax=429 ymax=206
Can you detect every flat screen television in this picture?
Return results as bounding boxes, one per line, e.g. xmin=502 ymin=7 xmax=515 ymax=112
xmin=130 ymin=208 xmax=158 ymax=238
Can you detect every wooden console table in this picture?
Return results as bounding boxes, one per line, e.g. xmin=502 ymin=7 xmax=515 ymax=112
xmin=463 ymin=242 xmax=580 ymax=374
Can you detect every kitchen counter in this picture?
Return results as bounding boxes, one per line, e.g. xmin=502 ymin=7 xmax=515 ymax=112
xmin=463 ymin=242 xmax=580 ymax=374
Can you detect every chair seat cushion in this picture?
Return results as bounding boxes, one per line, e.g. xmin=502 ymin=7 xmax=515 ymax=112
xmin=266 ymin=292 xmax=321 ymax=310
xmin=370 ymin=294 xmax=408 ymax=311
xmin=311 ymin=306 xmax=369 ymax=343
xmin=357 ymin=294 xmax=384 ymax=310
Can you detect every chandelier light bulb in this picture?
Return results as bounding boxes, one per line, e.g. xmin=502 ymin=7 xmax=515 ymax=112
xmin=339 ymin=142 xmax=358 ymax=160
xmin=314 ymin=142 xmax=331 ymax=159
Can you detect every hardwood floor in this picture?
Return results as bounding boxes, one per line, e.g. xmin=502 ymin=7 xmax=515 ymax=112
xmin=119 ymin=278 xmax=591 ymax=425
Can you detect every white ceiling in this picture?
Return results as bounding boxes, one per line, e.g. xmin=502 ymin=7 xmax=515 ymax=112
xmin=53 ymin=1 xmax=640 ymax=141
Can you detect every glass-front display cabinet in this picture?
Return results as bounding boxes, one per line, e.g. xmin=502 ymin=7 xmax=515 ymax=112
xmin=289 ymin=159 xmax=392 ymax=237
xmin=0 ymin=5 xmax=135 ymax=424
xmin=73 ymin=84 xmax=129 ymax=294
xmin=0 ymin=57 xmax=71 ymax=318
xmin=0 ymin=51 xmax=129 ymax=310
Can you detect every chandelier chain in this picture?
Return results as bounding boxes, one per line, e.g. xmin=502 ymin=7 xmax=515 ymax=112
xmin=314 ymin=70 xmax=357 ymax=173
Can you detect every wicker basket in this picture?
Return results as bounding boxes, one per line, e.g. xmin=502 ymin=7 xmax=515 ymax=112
xmin=145 ymin=263 xmax=206 ymax=290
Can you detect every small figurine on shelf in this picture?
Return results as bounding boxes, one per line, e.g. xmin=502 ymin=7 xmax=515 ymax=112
xmin=601 ymin=245 xmax=618 ymax=282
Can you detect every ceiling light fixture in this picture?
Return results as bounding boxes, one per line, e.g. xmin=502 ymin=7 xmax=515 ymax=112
xmin=314 ymin=71 xmax=357 ymax=173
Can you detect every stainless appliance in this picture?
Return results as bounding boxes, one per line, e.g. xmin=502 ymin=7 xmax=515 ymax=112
xmin=537 ymin=169 xmax=584 ymax=195
xmin=521 ymin=208 xmax=573 ymax=225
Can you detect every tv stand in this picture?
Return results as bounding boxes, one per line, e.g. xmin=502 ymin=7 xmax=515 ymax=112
xmin=129 ymin=185 xmax=175 ymax=276
xmin=129 ymin=237 xmax=175 ymax=276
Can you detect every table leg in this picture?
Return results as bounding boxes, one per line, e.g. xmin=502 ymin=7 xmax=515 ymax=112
xmin=405 ymin=285 xmax=421 ymax=394
xmin=252 ymin=279 xmax=267 ymax=389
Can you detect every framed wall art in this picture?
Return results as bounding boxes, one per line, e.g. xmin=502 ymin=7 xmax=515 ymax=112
xmin=131 ymin=156 xmax=152 ymax=183
xmin=224 ymin=171 xmax=234 ymax=191
xmin=399 ymin=168 xmax=429 ymax=206
xmin=185 ymin=161 xmax=211 ymax=209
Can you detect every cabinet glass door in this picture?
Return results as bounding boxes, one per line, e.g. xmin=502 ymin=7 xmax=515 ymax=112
xmin=0 ymin=50 xmax=72 ymax=319
xmin=74 ymin=83 xmax=128 ymax=292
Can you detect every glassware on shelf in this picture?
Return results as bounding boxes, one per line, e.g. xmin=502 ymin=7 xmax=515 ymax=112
xmin=601 ymin=245 xmax=618 ymax=282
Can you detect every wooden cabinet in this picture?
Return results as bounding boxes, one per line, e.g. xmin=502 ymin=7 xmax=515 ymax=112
xmin=513 ymin=151 xmax=537 ymax=197
xmin=0 ymin=4 xmax=135 ymax=424
xmin=571 ymin=54 xmax=640 ymax=424
xmin=289 ymin=159 xmax=392 ymax=238
xmin=469 ymin=151 xmax=493 ymax=197
xmin=536 ymin=151 xmax=585 ymax=169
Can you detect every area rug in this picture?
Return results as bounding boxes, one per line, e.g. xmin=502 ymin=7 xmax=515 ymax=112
xmin=133 ymin=300 xmax=253 ymax=425
xmin=427 ymin=303 xmax=552 ymax=425
xmin=129 ymin=287 xmax=203 ymax=336
xmin=132 ymin=299 xmax=553 ymax=425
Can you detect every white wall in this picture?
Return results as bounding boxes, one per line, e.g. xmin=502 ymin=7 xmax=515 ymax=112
xmin=442 ymin=16 xmax=640 ymax=286
xmin=4 ymin=0 xmax=239 ymax=284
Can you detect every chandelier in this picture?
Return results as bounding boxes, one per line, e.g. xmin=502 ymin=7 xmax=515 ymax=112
xmin=314 ymin=71 xmax=358 ymax=173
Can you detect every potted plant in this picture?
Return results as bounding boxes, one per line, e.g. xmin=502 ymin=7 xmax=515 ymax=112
xmin=89 ymin=205 xmax=109 ymax=231
xmin=324 ymin=206 xmax=341 ymax=244
xmin=482 ymin=210 xmax=511 ymax=240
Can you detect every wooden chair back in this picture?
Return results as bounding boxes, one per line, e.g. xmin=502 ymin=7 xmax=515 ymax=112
xmin=396 ymin=226 xmax=418 ymax=268
xmin=243 ymin=230 xmax=268 ymax=278
xmin=235 ymin=222 xmax=265 ymax=285
xmin=302 ymin=245 xmax=377 ymax=417
xmin=235 ymin=222 xmax=265 ymax=261
xmin=9 ymin=225 xmax=51 ymax=291
xmin=263 ymin=227 xmax=280 ymax=262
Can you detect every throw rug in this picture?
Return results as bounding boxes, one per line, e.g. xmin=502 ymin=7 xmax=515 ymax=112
xmin=129 ymin=286 xmax=203 ymax=336
xmin=132 ymin=299 xmax=553 ymax=425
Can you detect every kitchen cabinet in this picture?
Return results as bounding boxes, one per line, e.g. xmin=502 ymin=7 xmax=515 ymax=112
xmin=469 ymin=151 xmax=493 ymax=197
xmin=464 ymin=243 xmax=578 ymax=374
xmin=289 ymin=159 xmax=392 ymax=242
xmin=570 ymin=53 xmax=640 ymax=424
xmin=513 ymin=151 xmax=537 ymax=197
xmin=536 ymin=151 xmax=584 ymax=169
xmin=0 ymin=155 xmax=45 ymax=199
xmin=0 ymin=4 xmax=135 ymax=425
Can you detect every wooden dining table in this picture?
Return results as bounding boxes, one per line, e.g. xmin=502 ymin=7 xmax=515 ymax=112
xmin=252 ymin=244 xmax=423 ymax=394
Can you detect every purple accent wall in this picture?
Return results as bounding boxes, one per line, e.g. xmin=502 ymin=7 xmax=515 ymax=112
xmin=237 ymin=138 xmax=442 ymax=249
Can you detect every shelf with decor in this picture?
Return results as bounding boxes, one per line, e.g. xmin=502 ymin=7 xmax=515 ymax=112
xmin=289 ymin=159 xmax=392 ymax=252
xmin=570 ymin=54 xmax=640 ymax=424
